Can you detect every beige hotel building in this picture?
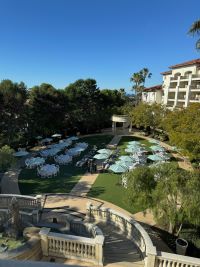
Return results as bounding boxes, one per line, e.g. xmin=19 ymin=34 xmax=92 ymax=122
xmin=143 ymin=59 xmax=200 ymax=109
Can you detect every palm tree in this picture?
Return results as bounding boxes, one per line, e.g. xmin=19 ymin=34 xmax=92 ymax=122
xmin=140 ymin=68 xmax=152 ymax=86
xmin=130 ymin=68 xmax=152 ymax=104
xmin=188 ymin=19 xmax=200 ymax=50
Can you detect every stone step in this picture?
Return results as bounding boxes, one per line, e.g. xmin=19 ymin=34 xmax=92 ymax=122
xmin=97 ymin=223 xmax=144 ymax=267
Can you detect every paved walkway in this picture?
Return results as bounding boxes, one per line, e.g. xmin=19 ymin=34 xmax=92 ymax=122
xmin=107 ymin=135 xmax=122 ymax=149
xmin=70 ymin=135 xmax=122 ymax=196
xmin=70 ymin=173 xmax=99 ymax=197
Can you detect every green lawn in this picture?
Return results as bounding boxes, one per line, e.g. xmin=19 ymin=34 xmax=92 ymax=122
xmin=117 ymin=135 xmax=152 ymax=156
xmin=18 ymin=135 xmax=113 ymax=195
xmin=88 ymin=172 xmax=139 ymax=214
xmin=87 ymin=135 xmax=177 ymax=214
xmin=88 ymin=136 xmax=153 ymax=214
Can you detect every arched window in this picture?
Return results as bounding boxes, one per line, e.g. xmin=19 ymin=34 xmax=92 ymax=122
xmin=184 ymin=71 xmax=192 ymax=78
xmin=174 ymin=72 xmax=181 ymax=78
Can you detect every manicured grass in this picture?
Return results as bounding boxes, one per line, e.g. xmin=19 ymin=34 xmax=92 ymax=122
xmin=88 ymin=136 xmax=153 ymax=214
xmin=117 ymin=136 xmax=152 ymax=156
xmin=18 ymin=135 xmax=113 ymax=195
xmin=88 ymin=135 xmax=177 ymax=214
xmin=87 ymin=172 xmax=139 ymax=214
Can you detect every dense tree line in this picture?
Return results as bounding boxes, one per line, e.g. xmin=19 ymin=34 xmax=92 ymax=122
xmin=126 ymin=102 xmax=200 ymax=161
xmin=0 ymin=78 xmax=127 ymax=148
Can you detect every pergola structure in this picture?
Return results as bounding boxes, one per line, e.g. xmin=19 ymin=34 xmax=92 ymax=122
xmin=111 ymin=115 xmax=131 ymax=134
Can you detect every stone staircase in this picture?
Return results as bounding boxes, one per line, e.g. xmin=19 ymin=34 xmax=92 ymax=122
xmin=98 ymin=223 xmax=144 ymax=267
xmin=39 ymin=208 xmax=145 ymax=267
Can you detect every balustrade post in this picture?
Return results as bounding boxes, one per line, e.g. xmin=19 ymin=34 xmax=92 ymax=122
xmin=95 ymin=236 xmax=104 ymax=266
xmin=36 ymin=194 xmax=42 ymax=210
xmin=39 ymin=227 xmax=51 ymax=256
xmin=146 ymin=252 xmax=156 ymax=267
xmin=32 ymin=210 xmax=39 ymax=223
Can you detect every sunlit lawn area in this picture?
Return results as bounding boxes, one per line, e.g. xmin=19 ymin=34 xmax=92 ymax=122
xmin=18 ymin=135 xmax=113 ymax=195
xmin=88 ymin=135 xmax=177 ymax=214
xmin=87 ymin=172 xmax=139 ymax=214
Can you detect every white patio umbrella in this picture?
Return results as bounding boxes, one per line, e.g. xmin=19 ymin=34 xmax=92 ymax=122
xmin=13 ymin=151 xmax=29 ymax=157
xmin=147 ymin=154 xmax=164 ymax=161
xmin=52 ymin=133 xmax=62 ymax=138
xmin=118 ymin=155 xmax=135 ymax=162
xmin=109 ymin=164 xmax=128 ymax=173
xmin=93 ymin=153 xmax=109 ymax=160
xmin=97 ymin=149 xmax=112 ymax=155
xmin=36 ymin=136 xmax=42 ymax=140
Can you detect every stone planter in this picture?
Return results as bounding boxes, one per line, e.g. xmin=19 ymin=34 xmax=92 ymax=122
xmin=176 ymin=238 xmax=188 ymax=255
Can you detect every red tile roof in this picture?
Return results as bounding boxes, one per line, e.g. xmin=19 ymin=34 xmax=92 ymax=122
xmin=160 ymin=70 xmax=172 ymax=75
xmin=169 ymin=58 xmax=200 ymax=69
xmin=143 ymin=85 xmax=162 ymax=92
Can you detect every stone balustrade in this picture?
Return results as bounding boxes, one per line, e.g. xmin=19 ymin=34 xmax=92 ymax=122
xmin=155 ymin=252 xmax=200 ymax=267
xmin=0 ymin=209 xmax=39 ymax=225
xmin=87 ymin=203 xmax=200 ymax=267
xmin=70 ymin=220 xmax=103 ymax=239
xmin=86 ymin=203 xmax=157 ymax=267
xmin=0 ymin=194 xmax=42 ymax=210
xmin=39 ymin=227 xmax=104 ymax=266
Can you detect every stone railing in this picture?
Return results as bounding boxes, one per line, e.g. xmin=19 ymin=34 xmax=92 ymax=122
xmin=0 ymin=209 xmax=39 ymax=225
xmin=0 ymin=194 xmax=42 ymax=210
xmin=70 ymin=220 xmax=103 ymax=239
xmin=39 ymin=227 xmax=104 ymax=266
xmin=86 ymin=203 xmax=157 ymax=267
xmin=155 ymin=251 xmax=200 ymax=267
xmin=87 ymin=204 xmax=200 ymax=267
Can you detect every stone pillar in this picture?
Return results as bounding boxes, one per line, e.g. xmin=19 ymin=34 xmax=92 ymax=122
xmin=95 ymin=236 xmax=104 ymax=266
xmin=112 ymin=122 xmax=115 ymax=134
xmin=36 ymin=195 xmax=42 ymax=210
xmin=39 ymin=227 xmax=51 ymax=256
xmin=184 ymin=74 xmax=192 ymax=108
xmin=32 ymin=210 xmax=39 ymax=224
xmin=114 ymin=122 xmax=116 ymax=134
xmin=144 ymin=247 xmax=157 ymax=267
xmin=174 ymin=76 xmax=180 ymax=108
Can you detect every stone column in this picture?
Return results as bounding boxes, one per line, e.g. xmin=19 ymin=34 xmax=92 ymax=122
xmin=95 ymin=236 xmax=104 ymax=266
xmin=145 ymin=250 xmax=157 ymax=267
xmin=184 ymin=74 xmax=192 ymax=107
xmin=112 ymin=122 xmax=115 ymax=134
xmin=39 ymin=227 xmax=51 ymax=256
xmin=36 ymin=195 xmax=42 ymax=210
xmin=174 ymin=76 xmax=180 ymax=108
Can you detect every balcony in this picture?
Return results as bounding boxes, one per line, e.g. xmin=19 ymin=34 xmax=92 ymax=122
xmin=190 ymin=84 xmax=200 ymax=91
xmin=170 ymin=78 xmax=178 ymax=82
xmin=178 ymin=88 xmax=187 ymax=92
xmin=180 ymin=75 xmax=189 ymax=80
xmin=192 ymin=74 xmax=200 ymax=79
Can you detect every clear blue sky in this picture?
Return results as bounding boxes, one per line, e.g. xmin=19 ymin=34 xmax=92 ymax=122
xmin=0 ymin=0 xmax=199 ymax=92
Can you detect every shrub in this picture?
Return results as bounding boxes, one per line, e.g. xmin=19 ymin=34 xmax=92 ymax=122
xmin=0 ymin=145 xmax=15 ymax=172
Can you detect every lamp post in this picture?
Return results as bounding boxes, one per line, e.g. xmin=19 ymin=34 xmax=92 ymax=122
xmin=152 ymin=111 xmax=155 ymax=136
